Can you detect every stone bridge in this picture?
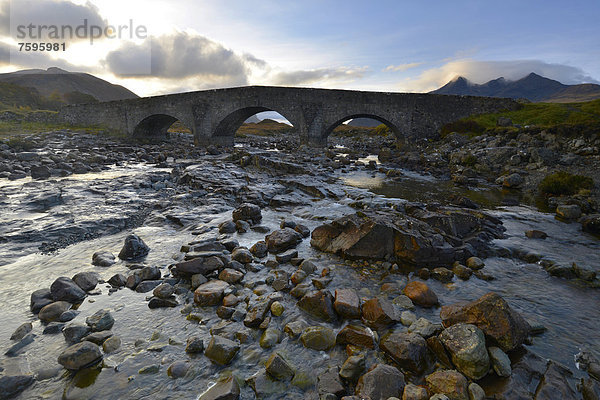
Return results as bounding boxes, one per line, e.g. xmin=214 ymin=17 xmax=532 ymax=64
xmin=59 ymin=86 xmax=519 ymax=147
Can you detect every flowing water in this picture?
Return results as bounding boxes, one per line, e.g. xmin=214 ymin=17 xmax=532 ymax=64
xmin=0 ymin=153 xmax=599 ymax=399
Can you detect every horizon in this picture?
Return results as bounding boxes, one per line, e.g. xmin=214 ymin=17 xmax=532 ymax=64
xmin=1 ymin=0 xmax=599 ymax=97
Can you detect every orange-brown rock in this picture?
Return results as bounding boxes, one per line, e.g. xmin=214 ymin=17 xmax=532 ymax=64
xmin=440 ymin=292 xmax=530 ymax=352
xmin=403 ymin=281 xmax=439 ymax=308
xmin=361 ymin=297 xmax=396 ymax=329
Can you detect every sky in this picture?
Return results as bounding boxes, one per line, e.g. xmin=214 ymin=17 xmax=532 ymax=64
xmin=1 ymin=0 xmax=599 ymax=97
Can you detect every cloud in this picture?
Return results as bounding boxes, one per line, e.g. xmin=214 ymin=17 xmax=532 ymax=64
xmin=399 ymin=59 xmax=600 ymax=92
xmin=104 ymin=32 xmax=256 ymax=87
xmin=384 ymin=62 xmax=423 ymax=72
xmin=270 ymin=66 xmax=368 ymax=86
xmin=1 ymin=0 xmax=106 ymax=40
xmin=0 ymin=40 xmax=95 ymax=72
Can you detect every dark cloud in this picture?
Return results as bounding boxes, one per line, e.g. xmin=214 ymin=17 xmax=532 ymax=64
xmin=271 ymin=67 xmax=367 ymax=86
xmin=104 ymin=32 xmax=252 ymax=86
xmin=0 ymin=41 xmax=94 ymax=72
xmin=1 ymin=0 xmax=106 ymax=41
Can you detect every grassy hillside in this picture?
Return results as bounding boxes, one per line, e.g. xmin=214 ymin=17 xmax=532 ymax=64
xmin=443 ymin=98 xmax=600 ymax=136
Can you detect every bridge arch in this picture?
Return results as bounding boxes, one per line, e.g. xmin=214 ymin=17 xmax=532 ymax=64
xmin=323 ymin=113 xmax=402 ymax=141
xmin=132 ymin=113 xmax=192 ymax=138
xmin=213 ymin=106 xmax=296 ymax=139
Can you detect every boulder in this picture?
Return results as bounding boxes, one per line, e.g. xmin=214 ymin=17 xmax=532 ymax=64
xmin=339 ymin=353 xmax=366 ymax=381
xmin=425 ymin=370 xmax=468 ymax=400
xmin=265 ymin=352 xmax=295 ymax=381
xmin=173 ymin=256 xmax=224 ymax=277
xmin=556 ymin=204 xmax=582 ymax=220
xmin=185 ymin=336 xmax=204 ymax=354
xmin=85 ymin=309 xmax=114 ymax=332
xmin=488 ymin=346 xmax=511 ymax=377
xmin=219 ymin=268 xmax=244 ymax=284
xmin=152 ymin=283 xmax=174 ymax=299
xmin=0 ymin=375 xmax=34 ymax=399
xmin=194 ymin=280 xmax=229 ymax=306
xmin=39 ymin=301 xmax=71 ymax=323
xmin=198 ymin=376 xmax=240 ymax=400
xmin=403 ymin=281 xmax=438 ymax=308
xmin=250 ymin=241 xmax=268 ymax=258
xmin=30 ymin=288 xmax=53 ymax=313
xmin=334 ymin=289 xmax=361 ymax=319
xmin=91 ymin=251 xmax=116 ymax=267
xmin=355 ymin=364 xmax=405 ymax=400
xmin=204 ymin=335 xmax=240 ymax=365
xmin=503 ymin=173 xmax=524 ymax=188
xmin=118 ymin=234 xmax=150 ymax=260
xmin=465 ymin=257 xmax=484 ymax=270
xmin=318 ymin=366 xmax=345 ymax=398
xmin=63 ymin=323 xmax=91 ymax=344
xmin=72 ymin=271 xmax=100 ymax=292
xmin=440 ymin=292 xmax=530 ymax=352
xmin=10 ymin=323 xmax=33 ymax=341
xmin=231 ymin=248 xmax=253 ymax=264
xmin=361 ymin=297 xmax=397 ymax=329
xmin=380 ymin=330 xmax=430 ymax=374
xmin=336 ymin=324 xmax=376 ymax=349
xmin=50 ymin=277 xmax=86 ymax=303
xmin=402 ymin=383 xmax=429 ymax=400
xmin=265 ymin=228 xmax=303 ymax=253
xmin=297 ymin=290 xmax=337 ymax=321
xmin=57 ymin=341 xmax=102 ymax=370
xmin=232 ymin=203 xmax=262 ymax=224
xmin=439 ymin=323 xmax=490 ymax=380
xmin=300 ymin=326 xmax=336 ymax=351
xmin=107 ymin=273 xmax=127 ymax=287
xmin=581 ymin=214 xmax=600 ymax=234
xmin=244 ymin=293 xmax=281 ymax=328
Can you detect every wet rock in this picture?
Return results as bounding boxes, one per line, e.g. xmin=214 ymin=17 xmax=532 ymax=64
xmin=250 ymin=241 xmax=268 ymax=258
xmin=107 ymin=273 xmax=127 ymax=287
xmin=235 ymin=219 xmax=250 ymax=233
xmin=152 ymin=283 xmax=174 ymax=299
xmin=194 ymin=280 xmax=229 ymax=306
xmin=432 ymin=267 xmax=454 ymax=283
xmin=312 ymin=276 xmax=332 ymax=289
xmin=299 ymin=259 xmax=318 ymax=274
xmin=401 ymin=310 xmax=417 ymax=326
xmin=440 ymin=323 xmax=490 ymax=380
xmin=244 ymin=293 xmax=282 ymax=328
xmin=102 ymin=336 xmax=121 ymax=353
xmin=402 ymin=383 xmax=429 ymax=400
xmin=219 ymin=268 xmax=244 ymax=284
xmin=232 ymin=203 xmax=262 ymax=224
xmin=336 ymin=324 xmax=376 ymax=349
xmin=290 ymin=283 xmax=311 ymax=298
xmin=525 ymin=230 xmax=548 ymax=239
xmin=380 ymin=330 xmax=430 ymax=374
xmin=274 ymin=249 xmax=297 ymax=264
xmin=361 ymin=297 xmax=397 ymax=329
xmin=535 ymin=361 xmax=578 ymax=399
xmin=72 ymin=271 xmax=100 ymax=292
xmin=43 ymin=322 xmax=65 ymax=334
xmin=270 ymin=301 xmax=284 ymax=316
xmin=393 ymin=295 xmax=415 ymax=310
xmin=266 ymin=352 xmax=295 ymax=381
xmin=284 ymin=319 xmax=308 ymax=338
xmin=92 ymin=251 xmax=116 ymax=267
xmin=39 ymin=301 xmax=71 ymax=323
xmin=334 ymin=288 xmax=361 ymax=319
xmin=58 ymin=341 xmax=103 ymax=370
xmin=246 ymin=370 xmax=287 ymax=398
xmin=63 ymin=323 xmax=91 ymax=344
xmin=5 ymin=333 xmax=35 ymax=357
xmin=138 ymin=364 xmax=160 ymax=374
xmin=408 ymin=318 xmax=441 ymax=338
xmin=301 ymin=326 xmax=336 ymax=351
xmin=173 ymin=256 xmax=224 ymax=277
xmin=556 ymin=204 xmax=582 ymax=220
xmin=185 ymin=336 xmax=204 ymax=353
xmin=260 ymin=328 xmax=281 ymax=349
xmin=218 ymin=220 xmax=236 ymax=234
xmin=290 ymin=269 xmax=307 ymax=285
xmin=231 ymin=248 xmax=253 ymax=264
xmin=118 ymin=234 xmax=150 ymax=260
xmin=403 ymin=281 xmax=438 ymax=308
xmin=452 ymin=264 xmax=472 ymax=280
xmin=265 ymin=228 xmax=303 ymax=253
xmin=198 ymin=375 xmax=240 ymax=400
xmin=297 ymin=290 xmax=337 ymax=321
xmin=468 ymin=383 xmax=485 ymax=400
xmin=425 ymin=370 xmax=468 ymax=400
xmin=136 ymin=280 xmax=163 ymax=293
xmin=0 ymin=375 xmax=34 ymax=399
xmin=295 ymin=224 xmax=311 ymax=238
xmin=82 ymin=330 xmax=113 ymax=345
xmin=30 ymin=288 xmax=53 ymax=313
xmin=148 ymin=297 xmax=178 ymax=308
xmin=318 ymin=366 xmax=346 ymax=398
xmin=339 ymin=353 xmax=366 ymax=381
xmin=50 ymin=277 xmax=86 ymax=303
xmin=10 ymin=322 xmax=32 ymax=341
xmin=167 ymin=361 xmax=190 ymax=379
xmin=85 ymin=309 xmax=114 ymax=332
xmin=581 ymin=214 xmax=600 ymax=234
xmin=440 ymin=292 xmax=530 ymax=352
xmin=355 ymin=363 xmax=405 ymax=400
xmin=465 ymin=257 xmax=484 ymax=270
xmin=488 ymin=346 xmax=511 ymax=377
xmin=503 ymin=173 xmax=524 ymax=188
xmin=204 ymin=335 xmax=240 ymax=365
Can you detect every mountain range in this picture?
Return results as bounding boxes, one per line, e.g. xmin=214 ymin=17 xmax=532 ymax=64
xmin=431 ymin=72 xmax=600 ymax=103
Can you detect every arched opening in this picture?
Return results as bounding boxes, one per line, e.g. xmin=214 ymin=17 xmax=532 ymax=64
xmin=214 ymin=107 xmax=295 ymax=140
xmin=326 ymin=114 xmax=400 ymax=140
xmin=132 ymin=114 xmax=192 ymax=139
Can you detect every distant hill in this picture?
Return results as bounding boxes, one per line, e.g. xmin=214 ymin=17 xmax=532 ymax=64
xmin=0 ymin=67 xmax=138 ymax=107
xmin=431 ymin=72 xmax=600 ymax=103
xmin=347 ymin=118 xmax=382 ymax=127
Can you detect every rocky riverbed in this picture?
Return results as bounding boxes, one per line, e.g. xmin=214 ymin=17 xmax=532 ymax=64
xmin=0 ymin=128 xmax=599 ymax=400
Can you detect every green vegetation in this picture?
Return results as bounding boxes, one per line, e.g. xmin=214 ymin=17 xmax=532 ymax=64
xmin=538 ymin=171 xmax=594 ymax=196
xmin=442 ymin=98 xmax=600 ymax=137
